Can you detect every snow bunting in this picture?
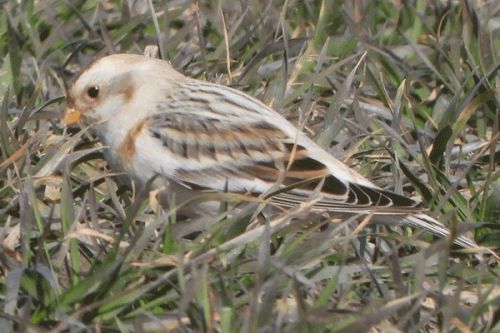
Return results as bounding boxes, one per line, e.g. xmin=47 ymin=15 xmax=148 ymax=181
xmin=64 ymin=53 xmax=478 ymax=249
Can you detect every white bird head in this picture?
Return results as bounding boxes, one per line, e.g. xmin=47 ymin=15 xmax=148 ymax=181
xmin=64 ymin=54 xmax=182 ymax=125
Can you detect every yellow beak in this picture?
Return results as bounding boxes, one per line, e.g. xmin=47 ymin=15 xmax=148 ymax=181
xmin=64 ymin=108 xmax=81 ymax=125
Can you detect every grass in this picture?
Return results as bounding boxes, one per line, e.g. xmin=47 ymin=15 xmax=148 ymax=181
xmin=0 ymin=0 xmax=499 ymax=332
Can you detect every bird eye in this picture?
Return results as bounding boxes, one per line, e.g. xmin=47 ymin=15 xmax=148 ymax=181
xmin=87 ymin=86 xmax=99 ymax=98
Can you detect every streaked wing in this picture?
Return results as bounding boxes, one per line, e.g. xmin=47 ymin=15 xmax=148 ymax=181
xmin=146 ymin=80 xmax=420 ymax=213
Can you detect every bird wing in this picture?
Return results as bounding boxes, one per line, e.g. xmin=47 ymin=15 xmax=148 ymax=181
xmin=142 ymin=80 xmax=485 ymax=250
xmin=145 ymin=80 xmax=420 ymax=214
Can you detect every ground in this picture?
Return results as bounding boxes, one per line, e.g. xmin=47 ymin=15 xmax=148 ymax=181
xmin=0 ymin=1 xmax=499 ymax=332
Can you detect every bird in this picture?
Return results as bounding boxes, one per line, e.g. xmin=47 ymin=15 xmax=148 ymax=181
xmin=63 ymin=53 xmax=480 ymax=249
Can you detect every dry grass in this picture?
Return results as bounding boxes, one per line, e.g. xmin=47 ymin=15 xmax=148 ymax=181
xmin=0 ymin=0 xmax=499 ymax=332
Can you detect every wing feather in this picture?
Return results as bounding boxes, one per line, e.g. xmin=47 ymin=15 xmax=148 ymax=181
xmin=145 ymin=80 xmax=420 ymax=213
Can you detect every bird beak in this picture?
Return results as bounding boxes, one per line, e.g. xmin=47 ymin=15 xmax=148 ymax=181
xmin=64 ymin=107 xmax=81 ymax=125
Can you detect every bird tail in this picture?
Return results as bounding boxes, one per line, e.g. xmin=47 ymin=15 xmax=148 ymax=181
xmin=371 ymin=213 xmax=500 ymax=261
xmin=393 ymin=213 xmax=479 ymax=249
